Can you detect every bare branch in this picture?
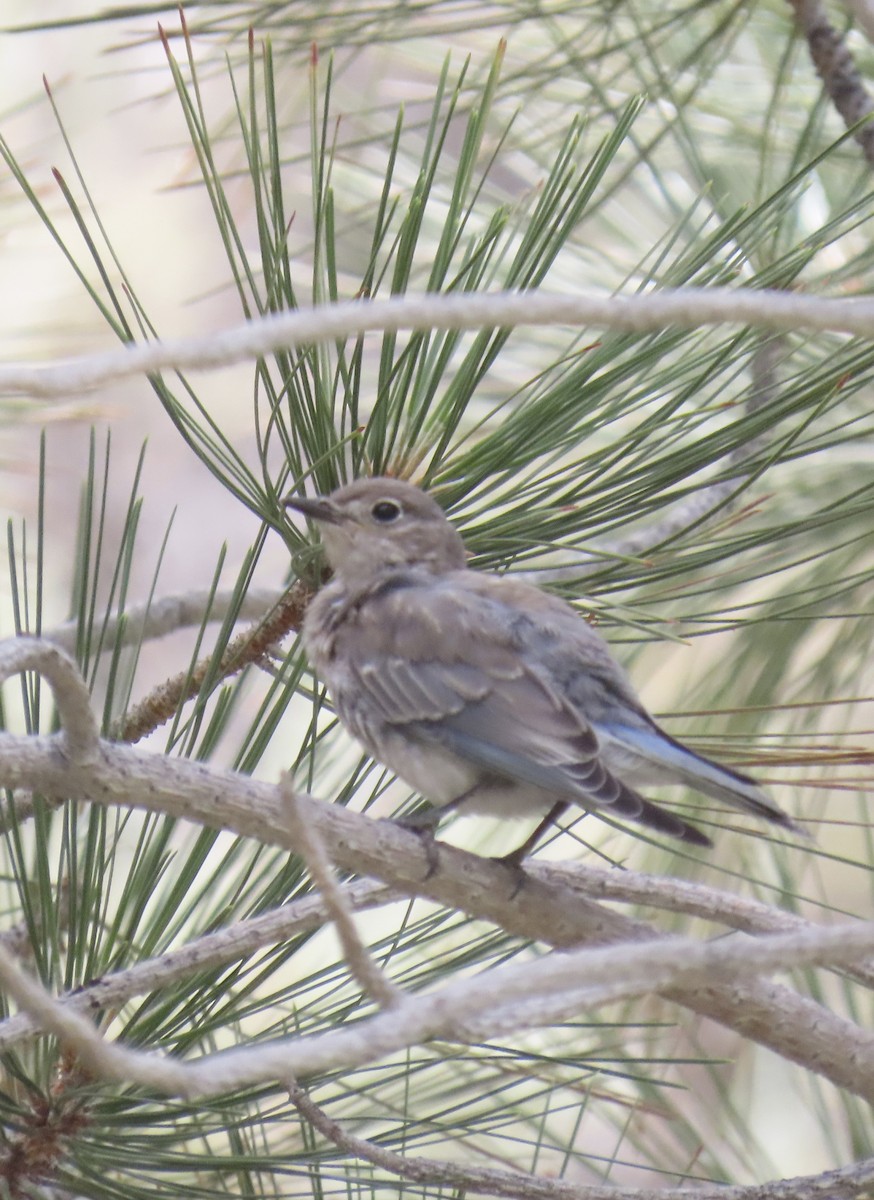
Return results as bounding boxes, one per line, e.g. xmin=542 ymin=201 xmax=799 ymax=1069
xmin=289 ymin=1081 xmax=874 ymax=1200
xmin=0 ymin=916 xmax=872 ymax=1098
xmin=533 ymin=856 xmax=864 ymax=939
xmin=46 ymin=587 xmax=284 ymax=656
xmin=2 ymin=289 xmax=873 ymax=400
xmin=791 ymin=0 xmax=874 ymax=167
xmin=112 ymin=582 xmax=309 ymax=743
xmin=0 ymin=638 xmax=98 ymax=765
xmin=0 ymin=940 xmax=195 ymax=1095
xmin=0 ymin=879 xmax=399 ymax=1051
xmin=0 ymin=788 xmax=62 ymax=834
xmin=0 ymin=740 xmax=868 ymax=1097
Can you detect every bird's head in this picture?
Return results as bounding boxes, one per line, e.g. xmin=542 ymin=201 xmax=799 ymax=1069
xmin=284 ymin=477 xmax=468 ymax=580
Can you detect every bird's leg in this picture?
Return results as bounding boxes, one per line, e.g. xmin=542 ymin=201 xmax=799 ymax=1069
xmin=393 ymin=784 xmax=485 ymax=879
xmin=497 ymin=801 xmax=570 ymax=869
xmin=395 ymin=805 xmax=441 ymax=831
xmin=394 ymin=780 xmax=484 ymax=832
xmin=393 ymin=804 xmax=443 ymax=879
xmin=394 ymin=793 xmax=570 ymax=884
xmin=491 ymin=802 xmax=570 ymax=901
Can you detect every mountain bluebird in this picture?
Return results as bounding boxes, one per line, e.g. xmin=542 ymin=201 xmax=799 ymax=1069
xmin=285 ymin=477 xmax=799 ymax=857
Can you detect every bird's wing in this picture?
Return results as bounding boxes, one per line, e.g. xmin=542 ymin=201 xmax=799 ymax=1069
xmin=336 ymin=577 xmax=710 ymax=846
xmin=459 ymin=575 xmax=799 ymax=835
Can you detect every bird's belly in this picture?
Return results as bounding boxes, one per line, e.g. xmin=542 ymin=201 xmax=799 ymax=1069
xmin=353 ymin=721 xmax=477 ymax=805
xmin=346 ymin=714 xmax=553 ymax=819
xmin=452 ymin=780 xmax=557 ymax=820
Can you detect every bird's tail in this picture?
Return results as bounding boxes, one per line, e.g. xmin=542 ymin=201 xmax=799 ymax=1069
xmin=595 ymin=721 xmax=804 ymax=836
xmin=612 ymin=786 xmax=713 ymax=847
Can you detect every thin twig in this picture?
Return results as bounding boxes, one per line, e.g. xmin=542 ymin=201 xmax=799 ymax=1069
xmin=112 ymin=581 xmax=310 ymax=743
xmin=531 ymin=857 xmax=843 ymax=935
xmin=288 ymin=1079 xmax=874 ymax=1200
xmin=0 ymin=879 xmax=400 ymax=1051
xmin=791 ymin=0 xmax=874 ymax=166
xmin=280 ymin=774 xmax=403 ymax=1009
xmin=533 ymin=861 xmax=874 ymax=990
xmin=46 ymin=587 xmax=284 ymax=656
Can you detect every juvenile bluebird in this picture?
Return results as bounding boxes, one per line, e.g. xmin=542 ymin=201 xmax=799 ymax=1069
xmin=285 ymin=477 xmax=800 ymax=858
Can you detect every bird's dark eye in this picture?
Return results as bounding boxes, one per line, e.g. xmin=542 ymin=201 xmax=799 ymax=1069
xmin=371 ymin=499 xmax=402 ymax=524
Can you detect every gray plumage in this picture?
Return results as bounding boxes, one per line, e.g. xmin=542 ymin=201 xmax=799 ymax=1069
xmin=285 ymin=477 xmax=800 ymax=855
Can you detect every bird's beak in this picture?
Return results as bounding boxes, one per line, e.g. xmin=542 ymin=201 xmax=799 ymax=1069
xmin=283 ymin=493 xmax=343 ymax=525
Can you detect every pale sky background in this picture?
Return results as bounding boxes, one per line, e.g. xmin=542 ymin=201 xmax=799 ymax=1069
xmin=2 ymin=7 xmax=291 ymax=624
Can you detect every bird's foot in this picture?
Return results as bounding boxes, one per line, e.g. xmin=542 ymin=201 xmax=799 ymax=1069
xmin=490 ymin=848 xmax=529 ymax=899
xmin=393 ymin=811 xmax=441 ymax=879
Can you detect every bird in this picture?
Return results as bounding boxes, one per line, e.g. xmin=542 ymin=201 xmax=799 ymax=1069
xmin=284 ymin=476 xmax=800 ymax=859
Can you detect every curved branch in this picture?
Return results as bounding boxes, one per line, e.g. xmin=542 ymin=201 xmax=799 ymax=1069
xmin=0 ymin=852 xmax=868 ymax=1056
xmin=0 ymin=879 xmax=399 ymax=1051
xmin=535 ymin=859 xmax=874 ymax=992
xmin=2 ymin=288 xmax=873 ymax=399
xmin=46 ymin=587 xmax=284 ymax=656
xmin=0 ymin=904 xmax=873 ymax=1099
xmin=290 ymin=1080 xmax=874 ymax=1200
xmin=1 ymin=638 xmax=872 ymax=1102
xmin=0 ymin=638 xmax=98 ymax=765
